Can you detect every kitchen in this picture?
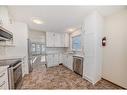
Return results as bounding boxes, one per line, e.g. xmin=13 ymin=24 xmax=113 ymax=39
xmin=0 ymin=6 xmax=127 ymax=89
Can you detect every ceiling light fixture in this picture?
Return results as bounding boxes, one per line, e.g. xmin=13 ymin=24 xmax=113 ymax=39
xmin=31 ymin=17 xmax=44 ymax=25
xmin=67 ymin=28 xmax=76 ymax=33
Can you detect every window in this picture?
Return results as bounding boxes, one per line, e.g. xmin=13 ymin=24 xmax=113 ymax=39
xmin=72 ymin=35 xmax=81 ymax=51
xmin=31 ymin=43 xmax=36 ymax=54
xmin=36 ymin=44 xmax=41 ymax=54
xmin=31 ymin=43 xmax=45 ymax=55
xmin=41 ymin=44 xmax=45 ymax=54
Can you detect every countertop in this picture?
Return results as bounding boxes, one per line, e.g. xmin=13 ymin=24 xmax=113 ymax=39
xmin=0 ymin=56 xmax=25 ymax=60
xmin=46 ymin=52 xmax=84 ymax=57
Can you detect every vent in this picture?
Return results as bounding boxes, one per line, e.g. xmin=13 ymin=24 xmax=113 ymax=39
xmin=0 ymin=26 xmax=13 ymax=41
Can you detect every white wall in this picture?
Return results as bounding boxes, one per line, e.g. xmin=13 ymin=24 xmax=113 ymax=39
xmin=83 ymin=11 xmax=104 ymax=84
xmin=28 ymin=29 xmax=45 ymax=43
xmin=5 ymin=22 xmax=29 ymax=75
xmin=0 ymin=47 xmax=5 ymax=58
xmin=102 ymin=10 xmax=127 ymax=88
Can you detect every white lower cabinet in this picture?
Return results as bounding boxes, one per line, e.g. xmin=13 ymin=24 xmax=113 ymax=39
xmin=46 ymin=54 xmax=59 ymax=67
xmin=67 ymin=54 xmax=73 ymax=70
xmin=63 ymin=54 xmax=73 ymax=70
xmin=54 ymin=54 xmax=59 ymax=66
xmin=62 ymin=54 xmax=67 ymax=67
xmin=46 ymin=54 xmax=54 ymax=67
xmin=0 ymin=66 xmax=9 ymax=89
xmin=46 ymin=53 xmax=73 ymax=70
xmin=59 ymin=53 xmax=63 ymax=63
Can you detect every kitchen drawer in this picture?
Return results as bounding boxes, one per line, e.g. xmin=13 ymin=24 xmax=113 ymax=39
xmin=0 ymin=69 xmax=8 ymax=81
xmin=0 ymin=81 xmax=8 ymax=89
xmin=0 ymin=69 xmax=8 ymax=89
xmin=0 ymin=66 xmax=8 ymax=73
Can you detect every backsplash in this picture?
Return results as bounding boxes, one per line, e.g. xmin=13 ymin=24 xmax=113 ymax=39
xmin=46 ymin=47 xmax=65 ymax=54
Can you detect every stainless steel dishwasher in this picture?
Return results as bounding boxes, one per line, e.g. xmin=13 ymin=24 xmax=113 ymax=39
xmin=73 ymin=56 xmax=83 ymax=76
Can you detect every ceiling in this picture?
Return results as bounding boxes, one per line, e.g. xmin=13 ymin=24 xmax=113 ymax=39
xmin=8 ymin=6 xmax=127 ymax=32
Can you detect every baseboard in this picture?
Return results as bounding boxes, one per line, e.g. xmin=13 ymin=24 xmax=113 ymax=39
xmin=83 ymin=75 xmax=93 ymax=84
xmin=102 ymin=77 xmax=126 ymax=89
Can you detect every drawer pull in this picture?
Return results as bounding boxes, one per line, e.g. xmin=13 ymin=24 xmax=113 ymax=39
xmin=0 ymin=81 xmax=5 ymax=87
xmin=0 ymin=73 xmax=5 ymax=77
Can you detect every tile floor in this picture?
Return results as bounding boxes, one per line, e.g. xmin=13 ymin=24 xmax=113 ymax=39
xmin=21 ymin=64 xmax=123 ymax=89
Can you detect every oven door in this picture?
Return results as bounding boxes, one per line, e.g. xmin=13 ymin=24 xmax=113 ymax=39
xmin=8 ymin=62 xmax=22 ymax=89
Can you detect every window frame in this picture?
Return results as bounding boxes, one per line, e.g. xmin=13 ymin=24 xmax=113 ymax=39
xmin=31 ymin=42 xmax=46 ymax=56
xmin=71 ymin=34 xmax=82 ymax=51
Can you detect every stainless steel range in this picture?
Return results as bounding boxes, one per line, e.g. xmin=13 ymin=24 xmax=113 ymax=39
xmin=73 ymin=56 xmax=83 ymax=76
xmin=0 ymin=59 xmax=22 ymax=89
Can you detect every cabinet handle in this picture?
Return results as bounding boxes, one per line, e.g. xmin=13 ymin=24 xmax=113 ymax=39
xmin=0 ymin=81 xmax=5 ymax=87
xmin=0 ymin=73 xmax=5 ymax=78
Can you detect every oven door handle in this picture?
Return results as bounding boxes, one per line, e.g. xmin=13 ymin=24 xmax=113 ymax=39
xmin=13 ymin=62 xmax=22 ymax=69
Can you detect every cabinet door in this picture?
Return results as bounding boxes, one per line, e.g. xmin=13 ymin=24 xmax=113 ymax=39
xmin=67 ymin=55 xmax=73 ymax=70
xmin=46 ymin=54 xmax=54 ymax=67
xmin=54 ymin=33 xmax=61 ymax=47
xmin=60 ymin=34 xmax=64 ymax=47
xmin=64 ymin=33 xmax=69 ymax=47
xmin=0 ymin=69 xmax=9 ymax=89
xmin=0 ymin=7 xmax=10 ymax=28
xmin=46 ymin=32 xmax=54 ymax=47
xmin=59 ymin=53 xmax=63 ymax=63
xmin=63 ymin=54 xmax=67 ymax=67
xmin=54 ymin=54 xmax=59 ymax=66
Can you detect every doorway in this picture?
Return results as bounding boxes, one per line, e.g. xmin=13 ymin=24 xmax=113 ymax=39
xmin=28 ymin=39 xmax=46 ymax=72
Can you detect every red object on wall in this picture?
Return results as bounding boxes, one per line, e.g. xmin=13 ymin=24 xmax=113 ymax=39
xmin=102 ymin=37 xmax=106 ymax=46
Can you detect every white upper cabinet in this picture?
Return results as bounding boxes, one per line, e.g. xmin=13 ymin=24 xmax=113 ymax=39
xmin=64 ymin=33 xmax=69 ymax=47
xmin=46 ymin=32 xmax=69 ymax=47
xmin=54 ymin=33 xmax=61 ymax=47
xmin=0 ymin=6 xmax=14 ymax=46
xmin=46 ymin=32 xmax=54 ymax=47
xmin=0 ymin=6 xmax=10 ymax=28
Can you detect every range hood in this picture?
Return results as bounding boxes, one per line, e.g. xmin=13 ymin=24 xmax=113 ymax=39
xmin=0 ymin=26 xmax=13 ymax=41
